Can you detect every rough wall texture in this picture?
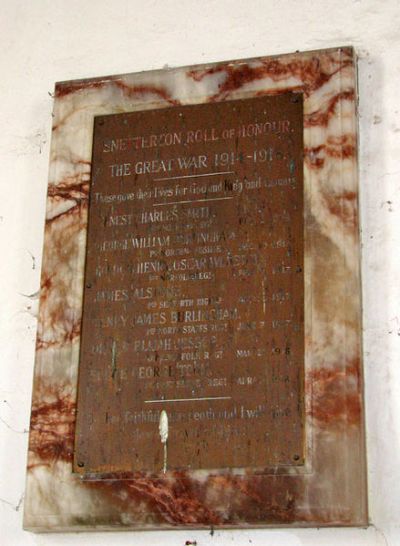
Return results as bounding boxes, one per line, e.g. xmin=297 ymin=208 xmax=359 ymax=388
xmin=0 ymin=0 xmax=399 ymax=544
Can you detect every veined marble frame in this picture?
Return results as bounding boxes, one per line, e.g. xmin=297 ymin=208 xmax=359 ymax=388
xmin=24 ymin=46 xmax=367 ymax=531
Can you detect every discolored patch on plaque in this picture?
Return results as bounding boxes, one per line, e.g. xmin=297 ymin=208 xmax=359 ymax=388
xmin=74 ymin=94 xmax=304 ymax=475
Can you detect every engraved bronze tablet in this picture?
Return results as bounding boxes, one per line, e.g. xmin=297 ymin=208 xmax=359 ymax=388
xmin=25 ymin=48 xmax=368 ymax=531
xmin=74 ymin=93 xmax=304 ymax=474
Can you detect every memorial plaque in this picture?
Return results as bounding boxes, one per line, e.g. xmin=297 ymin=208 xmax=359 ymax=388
xmin=74 ymin=93 xmax=304 ymax=474
xmin=25 ymin=48 xmax=367 ymax=531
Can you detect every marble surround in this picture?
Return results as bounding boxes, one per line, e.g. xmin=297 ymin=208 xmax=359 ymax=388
xmin=24 ymin=47 xmax=367 ymax=531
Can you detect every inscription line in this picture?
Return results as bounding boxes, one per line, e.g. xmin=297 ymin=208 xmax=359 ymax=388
xmin=144 ymin=396 xmax=232 ymax=404
xmin=153 ymin=196 xmax=234 ymax=207
xmin=153 ymin=171 xmax=234 ymax=182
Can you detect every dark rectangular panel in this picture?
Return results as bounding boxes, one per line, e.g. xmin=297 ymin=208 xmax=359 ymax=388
xmin=74 ymin=93 xmax=304 ymax=474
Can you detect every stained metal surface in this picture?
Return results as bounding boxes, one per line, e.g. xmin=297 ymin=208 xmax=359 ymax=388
xmin=74 ymin=94 xmax=304 ymax=474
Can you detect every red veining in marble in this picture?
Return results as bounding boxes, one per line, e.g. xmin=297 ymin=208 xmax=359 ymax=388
xmin=114 ymin=81 xmax=180 ymax=106
xmin=40 ymin=273 xmax=54 ymax=293
xmin=48 ymin=180 xmax=89 ymax=200
xmin=46 ymin=187 xmax=88 ymax=226
xmin=304 ymin=134 xmax=356 ymax=169
xmin=52 ymin=82 xmax=179 ymax=132
xmin=304 ymin=90 xmax=355 ymax=127
xmin=94 ymin=472 xmax=299 ymax=525
xmin=28 ymin=387 xmax=75 ymax=468
xmin=36 ymin=319 xmax=81 ymax=351
xmin=94 ymin=474 xmax=297 ymax=525
xmin=188 ymin=52 xmax=353 ymax=101
xmin=96 ymin=477 xmax=223 ymax=525
xmin=55 ymin=81 xmax=105 ymax=98
xmin=32 ymin=194 xmax=87 ymax=353
xmin=308 ymin=361 xmax=361 ymax=426
xmin=55 ymin=79 xmax=179 ymax=105
xmin=323 ymin=190 xmax=357 ymax=229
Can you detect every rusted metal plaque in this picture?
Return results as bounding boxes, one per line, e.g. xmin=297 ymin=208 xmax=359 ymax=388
xmin=74 ymin=94 xmax=304 ymax=475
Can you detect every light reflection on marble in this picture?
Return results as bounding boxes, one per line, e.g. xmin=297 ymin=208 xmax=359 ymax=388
xmin=24 ymin=47 xmax=367 ymax=531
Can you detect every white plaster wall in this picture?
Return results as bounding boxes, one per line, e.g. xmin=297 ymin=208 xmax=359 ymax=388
xmin=0 ymin=0 xmax=399 ymax=544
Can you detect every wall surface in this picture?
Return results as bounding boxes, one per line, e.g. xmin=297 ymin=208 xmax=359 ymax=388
xmin=0 ymin=0 xmax=399 ymax=545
